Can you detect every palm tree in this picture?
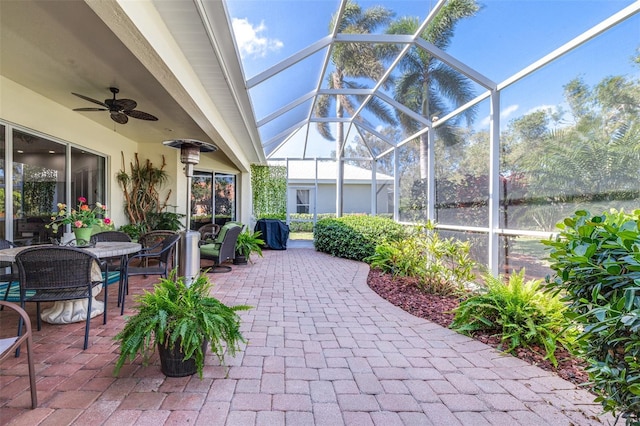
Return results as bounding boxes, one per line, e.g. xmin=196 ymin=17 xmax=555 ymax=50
xmin=315 ymin=0 xmax=397 ymax=216
xmin=388 ymin=0 xmax=480 ymax=180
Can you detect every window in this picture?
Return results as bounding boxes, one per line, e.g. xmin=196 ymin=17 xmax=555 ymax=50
xmin=215 ymin=173 xmax=236 ymax=224
xmin=296 ymin=189 xmax=310 ymax=214
xmin=2 ymin=126 xmax=106 ymax=245
xmin=191 ymin=171 xmax=213 ymax=230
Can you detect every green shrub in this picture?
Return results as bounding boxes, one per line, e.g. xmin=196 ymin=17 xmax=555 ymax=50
xmin=544 ymin=209 xmax=640 ymax=422
xmin=451 ymin=269 xmax=576 ymax=366
xmin=418 ymin=224 xmax=476 ymax=294
xmin=257 ymin=213 xmax=286 ymax=221
xmin=119 ymin=223 xmax=146 ymax=241
xmin=314 ymin=215 xmax=406 ymax=261
xmin=365 ymin=223 xmax=476 ymax=295
xmin=288 ymin=213 xmax=335 ymax=232
xmin=367 ymin=237 xmax=426 ymax=277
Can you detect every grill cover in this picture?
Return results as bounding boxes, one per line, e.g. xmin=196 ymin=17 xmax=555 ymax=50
xmin=254 ymin=219 xmax=289 ymax=250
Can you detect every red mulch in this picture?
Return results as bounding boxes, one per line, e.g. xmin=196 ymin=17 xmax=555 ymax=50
xmin=367 ymin=268 xmax=590 ymax=387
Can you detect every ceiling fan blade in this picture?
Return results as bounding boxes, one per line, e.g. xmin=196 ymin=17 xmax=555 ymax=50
xmin=113 ymin=99 xmax=137 ymax=111
xmin=110 ymin=112 xmax=129 ymax=124
xmin=125 ymin=110 xmax=159 ymax=121
xmin=73 ymin=107 xmax=108 ymax=112
xmin=72 ymin=92 xmax=108 ymax=108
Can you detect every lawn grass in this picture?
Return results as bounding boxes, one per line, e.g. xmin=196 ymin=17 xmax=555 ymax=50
xmin=289 ymin=232 xmax=314 ymax=240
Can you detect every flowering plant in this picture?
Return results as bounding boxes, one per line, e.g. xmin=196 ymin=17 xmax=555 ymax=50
xmin=47 ymin=196 xmax=111 ymax=231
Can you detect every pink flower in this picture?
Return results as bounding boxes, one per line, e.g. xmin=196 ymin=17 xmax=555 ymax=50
xmin=74 ymin=220 xmax=83 ymax=228
xmin=78 ymin=196 xmax=87 ymax=203
xmin=103 ymin=218 xmax=112 ymax=225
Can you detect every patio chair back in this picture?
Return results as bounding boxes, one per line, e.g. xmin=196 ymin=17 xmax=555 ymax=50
xmin=91 ymin=231 xmax=132 ymax=243
xmin=120 ymin=233 xmax=181 ymax=314
xmin=198 ymin=223 xmax=220 ymax=243
xmin=90 ymin=231 xmax=133 ymax=315
xmin=0 ymin=301 xmax=37 ymax=408
xmin=15 ymin=246 xmax=103 ymax=349
xmin=0 ymin=238 xmax=18 ymax=303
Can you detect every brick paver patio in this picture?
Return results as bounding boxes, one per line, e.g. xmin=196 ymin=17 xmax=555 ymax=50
xmin=1 ymin=245 xmax=613 ymax=425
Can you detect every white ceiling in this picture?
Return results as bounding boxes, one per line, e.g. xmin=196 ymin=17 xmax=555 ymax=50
xmin=0 ymin=0 xmax=264 ymax=170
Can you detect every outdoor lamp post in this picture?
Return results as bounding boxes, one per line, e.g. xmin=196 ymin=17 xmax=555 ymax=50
xmin=163 ymin=139 xmax=218 ymax=285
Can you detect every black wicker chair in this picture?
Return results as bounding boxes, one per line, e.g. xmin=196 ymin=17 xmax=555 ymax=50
xmin=0 ymin=301 xmax=37 ymax=408
xmin=15 ymin=246 xmax=104 ymax=350
xmin=138 ymin=230 xmax=178 ymax=268
xmin=120 ymin=233 xmax=180 ymax=315
xmin=0 ymin=239 xmax=18 ymax=304
xmin=91 ymin=231 xmax=133 ymax=313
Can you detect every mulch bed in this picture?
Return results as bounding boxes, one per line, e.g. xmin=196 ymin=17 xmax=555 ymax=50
xmin=367 ymin=268 xmax=590 ymax=386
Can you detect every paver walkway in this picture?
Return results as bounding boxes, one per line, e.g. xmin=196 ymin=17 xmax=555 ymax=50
xmin=1 ymin=246 xmax=613 ymax=425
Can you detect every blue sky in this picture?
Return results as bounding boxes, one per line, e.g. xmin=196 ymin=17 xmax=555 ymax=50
xmin=225 ymin=0 xmax=639 ymax=157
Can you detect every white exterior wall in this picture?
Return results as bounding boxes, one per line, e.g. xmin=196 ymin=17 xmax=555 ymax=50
xmin=0 ymin=77 xmax=251 ymax=229
xmin=304 ymin=183 xmax=390 ymax=215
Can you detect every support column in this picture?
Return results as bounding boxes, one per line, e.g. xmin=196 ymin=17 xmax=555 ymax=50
xmin=488 ymin=90 xmax=501 ymax=275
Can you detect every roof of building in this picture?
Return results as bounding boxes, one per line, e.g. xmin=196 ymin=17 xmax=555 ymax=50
xmin=272 ymin=160 xmax=393 ymax=184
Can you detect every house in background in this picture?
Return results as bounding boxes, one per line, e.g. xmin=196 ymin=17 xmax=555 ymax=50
xmin=279 ymin=160 xmax=393 ymax=220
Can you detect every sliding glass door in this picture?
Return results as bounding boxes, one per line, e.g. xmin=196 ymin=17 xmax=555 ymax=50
xmin=1 ymin=124 xmax=106 ymax=245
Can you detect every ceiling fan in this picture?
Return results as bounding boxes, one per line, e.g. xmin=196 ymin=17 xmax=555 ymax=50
xmin=72 ymin=87 xmax=158 ymax=124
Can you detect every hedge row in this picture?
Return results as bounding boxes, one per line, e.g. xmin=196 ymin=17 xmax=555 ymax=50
xmin=314 ymin=216 xmax=406 ymax=261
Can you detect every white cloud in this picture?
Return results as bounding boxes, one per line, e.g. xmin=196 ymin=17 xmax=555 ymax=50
xmin=232 ymin=17 xmax=283 ymax=59
xmin=479 ymin=104 xmax=519 ymax=127
xmin=525 ymin=104 xmax=558 ymax=116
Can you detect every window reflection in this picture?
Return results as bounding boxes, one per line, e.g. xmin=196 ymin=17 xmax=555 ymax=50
xmin=191 ymin=171 xmax=213 ymax=230
xmin=215 ymin=173 xmax=236 ymax=226
xmin=13 ymin=130 xmax=65 ymax=245
xmin=3 ymin=128 xmax=106 ymax=245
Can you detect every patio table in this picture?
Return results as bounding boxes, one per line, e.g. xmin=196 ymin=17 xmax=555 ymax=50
xmin=0 ymin=241 xmax=141 ymax=324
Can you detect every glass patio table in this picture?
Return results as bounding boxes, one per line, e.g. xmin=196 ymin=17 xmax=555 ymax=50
xmin=0 ymin=241 xmax=141 ymax=324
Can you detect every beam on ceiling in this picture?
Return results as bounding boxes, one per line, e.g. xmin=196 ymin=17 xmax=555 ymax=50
xmin=257 ymin=91 xmax=316 ymax=127
xmin=414 ymin=38 xmax=496 ymax=89
xmin=246 ymin=36 xmax=332 ymax=89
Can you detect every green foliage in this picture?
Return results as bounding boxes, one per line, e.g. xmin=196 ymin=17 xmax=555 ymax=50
xmin=451 ymin=270 xmax=576 ymax=366
xmin=114 ymin=271 xmax=251 ymax=379
xmin=365 ymin=222 xmax=477 ymax=296
xmin=251 ymin=164 xmax=287 ymax=219
xmin=314 ymin=215 xmax=406 ymax=261
xmin=258 ymin=213 xmax=286 ymax=221
xmin=118 ymin=223 xmax=146 ymax=241
xmin=288 ymin=213 xmax=335 ymax=232
xmin=146 ymin=210 xmax=185 ymax=231
xmin=544 ymin=209 xmax=640 ymax=422
xmin=235 ymin=229 xmax=265 ymax=261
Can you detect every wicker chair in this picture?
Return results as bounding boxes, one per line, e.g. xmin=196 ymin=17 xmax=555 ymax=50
xmin=0 ymin=301 xmax=37 ymax=408
xmin=200 ymin=222 xmax=242 ymax=273
xmin=138 ymin=230 xmax=177 ymax=268
xmin=120 ymin=233 xmax=180 ymax=315
xmin=15 ymin=246 xmax=104 ymax=350
xmin=91 ymin=231 xmax=133 ymax=312
xmin=0 ymin=239 xmax=18 ymax=303
xmin=198 ymin=223 xmax=220 ymax=244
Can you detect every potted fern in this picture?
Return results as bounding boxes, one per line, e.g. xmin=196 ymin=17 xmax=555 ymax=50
xmin=234 ymin=229 xmax=264 ymax=265
xmin=113 ymin=270 xmax=250 ymax=378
